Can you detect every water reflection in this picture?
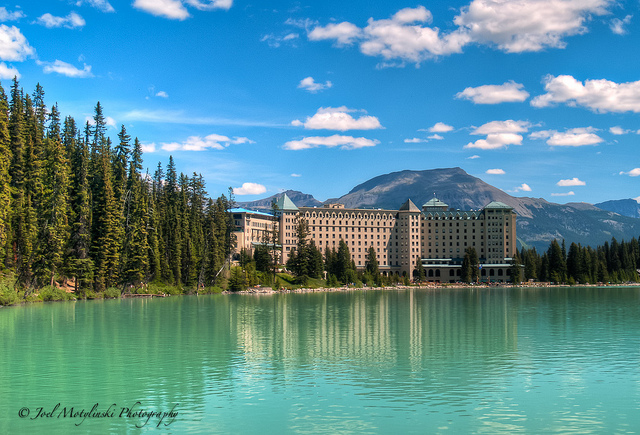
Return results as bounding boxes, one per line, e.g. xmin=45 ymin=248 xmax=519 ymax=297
xmin=1 ymin=287 xmax=639 ymax=434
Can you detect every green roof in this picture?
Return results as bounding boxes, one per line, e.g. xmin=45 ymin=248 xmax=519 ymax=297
xmin=484 ymin=201 xmax=512 ymax=209
xmin=274 ymin=193 xmax=298 ymax=211
xmin=422 ymin=197 xmax=449 ymax=209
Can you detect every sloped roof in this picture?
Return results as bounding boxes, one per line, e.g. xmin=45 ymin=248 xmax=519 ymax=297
xmin=422 ymin=197 xmax=449 ymax=208
xmin=229 ymin=208 xmax=274 ymax=217
xmin=274 ymin=193 xmax=299 ymax=211
xmin=484 ymin=201 xmax=512 ymax=209
xmin=399 ymin=199 xmax=420 ymax=212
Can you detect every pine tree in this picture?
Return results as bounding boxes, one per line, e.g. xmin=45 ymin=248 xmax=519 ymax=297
xmin=461 ymin=247 xmax=479 ymax=283
xmin=65 ymin=116 xmax=93 ymax=292
xmin=33 ymin=104 xmax=71 ymax=287
xmin=121 ymin=141 xmax=149 ymax=290
xmin=0 ymin=83 xmax=13 ymax=267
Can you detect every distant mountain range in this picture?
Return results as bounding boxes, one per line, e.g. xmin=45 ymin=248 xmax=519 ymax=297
xmin=237 ymin=168 xmax=640 ymax=251
xmin=594 ymin=198 xmax=640 ymax=219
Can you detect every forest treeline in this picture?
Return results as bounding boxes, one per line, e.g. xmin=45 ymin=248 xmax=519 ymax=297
xmin=515 ymin=238 xmax=640 ymax=285
xmin=0 ymin=79 xmax=236 ymax=303
xmin=0 ymin=79 xmax=638 ymax=304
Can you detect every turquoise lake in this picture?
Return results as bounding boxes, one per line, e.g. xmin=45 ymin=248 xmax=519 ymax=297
xmin=1 ymin=287 xmax=640 ymax=434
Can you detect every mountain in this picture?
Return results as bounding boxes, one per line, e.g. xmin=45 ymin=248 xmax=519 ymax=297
xmin=327 ymin=167 xmax=520 ymax=213
xmin=236 ymin=190 xmax=322 ymax=211
xmin=242 ymin=168 xmax=640 ymax=252
xmin=594 ymin=199 xmax=640 ymax=219
xmin=329 ymin=168 xmax=639 ymax=251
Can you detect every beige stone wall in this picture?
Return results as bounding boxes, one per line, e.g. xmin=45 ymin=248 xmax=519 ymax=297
xmin=232 ymin=211 xmax=277 ymax=256
xmin=234 ymin=199 xmax=517 ymax=280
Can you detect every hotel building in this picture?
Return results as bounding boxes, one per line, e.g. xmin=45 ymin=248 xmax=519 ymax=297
xmin=232 ymin=193 xmax=517 ymax=283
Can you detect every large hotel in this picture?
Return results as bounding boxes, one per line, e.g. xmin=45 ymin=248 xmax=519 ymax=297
xmin=232 ymin=194 xmax=517 ymax=283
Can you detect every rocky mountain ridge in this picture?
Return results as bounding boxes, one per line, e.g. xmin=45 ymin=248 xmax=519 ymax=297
xmin=237 ymin=168 xmax=639 ymax=251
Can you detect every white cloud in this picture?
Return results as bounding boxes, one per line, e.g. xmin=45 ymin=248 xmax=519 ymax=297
xmin=41 ymin=60 xmax=93 ymax=78
xmin=84 ymin=115 xmax=116 ymax=128
xmin=465 ymin=120 xmax=529 ymax=150
xmin=290 ymin=173 xmax=302 ymax=177
xmin=454 ymin=0 xmax=611 ymax=53
xmin=471 ymin=120 xmax=530 ymax=135
xmin=308 ymin=21 xmax=362 ymax=46
xmin=141 ymin=142 xmax=156 ymax=153
xmin=467 ymin=155 xmax=480 ymax=159
xmin=0 ymin=7 xmax=25 ymax=21
xmin=122 ymin=108 xmax=284 ymax=128
xmin=551 ymin=191 xmax=575 ymax=196
xmin=428 ymin=134 xmax=444 ymax=140
xmin=298 ymin=76 xmax=332 ymax=93
xmin=404 ymin=138 xmax=428 ymax=143
xmin=0 ymin=62 xmax=19 ymax=79
xmin=292 ymin=106 xmax=383 ymax=131
xmin=37 ymin=12 xmax=85 ymax=29
xmin=532 ymin=75 xmax=640 ymax=113
xmin=161 ymin=134 xmax=253 ymax=151
xmin=619 ymin=168 xmax=640 ymax=177
xmin=261 ymin=33 xmax=300 ymax=48
xmin=155 ymin=91 xmax=169 ymax=98
xmin=456 ymin=81 xmax=529 ymax=104
xmin=283 ymin=135 xmax=379 ymax=150
xmin=234 ymin=182 xmax=266 ymax=196
xmin=465 ymin=134 xmax=523 ymax=150
xmin=360 ymin=6 xmax=469 ymax=63
xmin=307 ymin=2 xmax=613 ymax=65
xmin=75 ymin=0 xmax=115 ymax=13
xmin=530 ymin=127 xmax=603 ymax=146
xmin=513 ymin=183 xmax=532 ymax=192
xmin=133 ymin=0 xmax=190 ymax=20
xmin=309 ymin=6 xmax=468 ymax=65
xmin=428 ymin=122 xmax=453 ymax=133
xmin=0 ymin=25 xmax=34 ymax=62
xmin=184 ymin=0 xmax=233 ymax=11
xmin=609 ymin=126 xmax=628 ymax=135
xmin=557 ymin=177 xmax=586 ymax=186
xmin=486 ymin=168 xmax=505 ymax=175
xmin=610 ymin=15 xmax=632 ymax=35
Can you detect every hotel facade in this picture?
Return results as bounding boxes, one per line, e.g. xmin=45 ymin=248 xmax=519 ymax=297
xmin=232 ymin=194 xmax=517 ymax=283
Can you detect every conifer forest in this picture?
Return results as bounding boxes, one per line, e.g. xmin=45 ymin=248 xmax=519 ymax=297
xmin=0 ymin=79 xmax=638 ymax=305
xmin=0 ymin=79 xmax=236 ymax=302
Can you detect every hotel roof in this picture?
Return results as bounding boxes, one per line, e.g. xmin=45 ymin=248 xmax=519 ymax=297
xmin=229 ymin=208 xmax=274 ymax=217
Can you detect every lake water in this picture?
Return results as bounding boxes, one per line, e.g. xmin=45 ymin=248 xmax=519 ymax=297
xmin=1 ymin=287 xmax=639 ymax=434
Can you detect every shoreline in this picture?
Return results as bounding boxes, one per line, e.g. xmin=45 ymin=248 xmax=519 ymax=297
xmin=224 ymin=281 xmax=640 ymax=295
xmin=3 ymin=282 xmax=639 ymax=307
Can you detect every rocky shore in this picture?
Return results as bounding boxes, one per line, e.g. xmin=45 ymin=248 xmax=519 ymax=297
xmin=224 ymin=281 xmax=640 ymax=295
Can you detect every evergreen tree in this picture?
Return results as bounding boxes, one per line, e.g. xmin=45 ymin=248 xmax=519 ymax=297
xmin=0 ymin=83 xmax=12 ymax=267
xmin=461 ymin=247 xmax=479 ymax=283
xmin=365 ymin=245 xmax=379 ymax=276
xmin=547 ymin=239 xmax=567 ymax=284
xmin=33 ymin=104 xmax=70 ymax=286
xmin=65 ymin=116 xmax=93 ymax=292
xmin=509 ymin=249 xmax=522 ymax=284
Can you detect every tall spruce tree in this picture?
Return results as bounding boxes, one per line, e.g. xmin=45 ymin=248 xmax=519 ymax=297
xmin=0 ymin=83 xmax=12 ymax=267
xmin=33 ymin=104 xmax=70 ymax=286
xmin=65 ymin=116 xmax=93 ymax=292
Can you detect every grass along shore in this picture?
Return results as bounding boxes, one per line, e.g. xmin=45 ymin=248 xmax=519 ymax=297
xmin=2 ymin=271 xmax=638 ymax=307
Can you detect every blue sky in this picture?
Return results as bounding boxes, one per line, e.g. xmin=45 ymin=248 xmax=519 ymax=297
xmin=2 ymin=0 xmax=639 ymax=204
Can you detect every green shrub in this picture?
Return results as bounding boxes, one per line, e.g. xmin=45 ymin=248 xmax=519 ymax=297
xmin=104 ymin=287 xmax=121 ymax=299
xmin=0 ymin=284 xmax=18 ymax=306
xmin=39 ymin=286 xmax=74 ymax=302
